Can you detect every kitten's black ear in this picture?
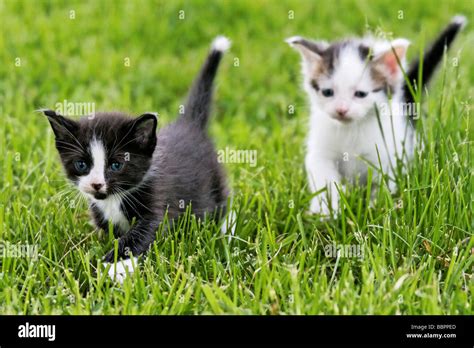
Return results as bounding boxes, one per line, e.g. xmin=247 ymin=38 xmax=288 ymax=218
xmin=40 ymin=109 xmax=79 ymax=139
xmin=130 ymin=113 xmax=158 ymax=152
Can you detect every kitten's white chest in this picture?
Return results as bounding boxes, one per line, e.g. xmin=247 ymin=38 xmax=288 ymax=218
xmin=94 ymin=196 xmax=130 ymax=232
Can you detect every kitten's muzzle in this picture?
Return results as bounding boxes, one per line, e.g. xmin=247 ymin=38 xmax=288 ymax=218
xmin=89 ymin=182 xmax=107 ymax=199
xmin=333 ymin=107 xmax=352 ymax=123
xmin=336 ymin=107 xmax=348 ymax=117
xmin=332 ymin=114 xmax=352 ymax=123
xmin=91 ymin=183 xmax=104 ymax=191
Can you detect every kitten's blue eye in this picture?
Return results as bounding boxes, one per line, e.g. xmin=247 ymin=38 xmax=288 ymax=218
xmin=110 ymin=162 xmax=124 ymax=172
xmin=321 ymin=89 xmax=334 ymax=97
xmin=74 ymin=160 xmax=88 ymax=173
xmin=354 ymin=91 xmax=368 ymax=98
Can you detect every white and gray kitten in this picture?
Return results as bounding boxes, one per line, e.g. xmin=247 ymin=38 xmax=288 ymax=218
xmin=287 ymin=16 xmax=466 ymax=216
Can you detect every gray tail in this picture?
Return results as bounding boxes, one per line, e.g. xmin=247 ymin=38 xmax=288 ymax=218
xmin=183 ymin=36 xmax=231 ymax=129
xmin=404 ymin=15 xmax=467 ymax=108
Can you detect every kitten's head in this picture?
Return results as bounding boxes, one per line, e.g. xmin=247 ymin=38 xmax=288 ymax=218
xmin=287 ymin=36 xmax=410 ymax=124
xmin=42 ymin=110 xmax=157 ymax=200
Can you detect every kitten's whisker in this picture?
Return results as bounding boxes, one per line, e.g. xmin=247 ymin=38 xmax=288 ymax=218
xmin=115 ymin=187 xmax=151 ymax=215
xmin=114 ymin=181 xmax=155 ymax=194
xmin=113 ymin=134 xmax=154 ymax=154
xmin=51 ymin=186 xmax=76 ymax=200
xmin=59 ymin=126 xmax=87 ymax=153
xmin=115 ymin=186 xmax=153 ymax=216
xmin=110 ymin=128 xmax=144 ymax=154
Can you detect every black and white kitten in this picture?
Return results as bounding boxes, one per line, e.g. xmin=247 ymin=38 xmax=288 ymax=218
xmin=287 ymin=16 xmax=466 ymax=215
xmin=43 ymin=36 xmax=232 ymax=267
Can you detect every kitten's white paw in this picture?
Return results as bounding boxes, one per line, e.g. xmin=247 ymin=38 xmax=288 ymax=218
xmin=103 ymin=257 xmax=138 ymax=284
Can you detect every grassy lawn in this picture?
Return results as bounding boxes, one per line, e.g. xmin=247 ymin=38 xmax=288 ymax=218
xmin=0 ymin=0 xmax=472 ymax=314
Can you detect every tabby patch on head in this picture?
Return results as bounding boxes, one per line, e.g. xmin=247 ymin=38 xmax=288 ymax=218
xmin=42 ymin=110 xmax=157 ymax=201
xmin=286 ymin=36 xmax=409 ymax=123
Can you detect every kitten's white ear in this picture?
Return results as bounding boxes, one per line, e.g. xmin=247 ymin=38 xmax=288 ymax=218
xmin=286 ymin=36 xmax=327 ymax=71
xmin=373 ymin=38 xmax=410 ymax=79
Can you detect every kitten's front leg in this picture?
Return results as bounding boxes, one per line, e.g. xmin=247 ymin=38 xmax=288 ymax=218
xmin=306 ymin=154 xmax=341 ymax=216
xmin=103 ymin=219 xmax=159 ymax=262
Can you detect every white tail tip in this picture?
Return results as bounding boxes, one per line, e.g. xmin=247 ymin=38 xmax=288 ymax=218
xmin=451 ymin=15 xmax=467 ymax=28
xmin=211 ymin=36 xmax=231 ymax=52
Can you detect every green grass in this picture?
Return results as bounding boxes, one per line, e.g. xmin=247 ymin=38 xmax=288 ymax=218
xmin=0 ymin=0 xmax=472 ymax=314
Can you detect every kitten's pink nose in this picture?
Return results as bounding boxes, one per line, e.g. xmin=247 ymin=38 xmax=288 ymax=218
xmin=91 ymin=183 xmax=104 ymax=191
xmin=336 ymin=107 xmax=349 ymax=117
